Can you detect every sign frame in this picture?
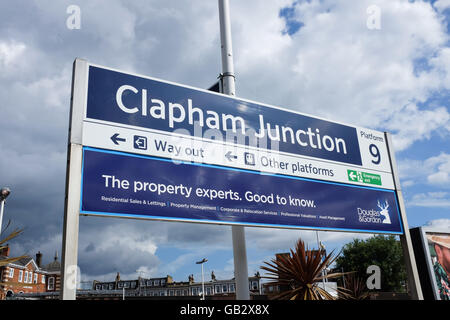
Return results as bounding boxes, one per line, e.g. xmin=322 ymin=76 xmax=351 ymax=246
xmin=75 ymin=61 xmax=405 ymax=234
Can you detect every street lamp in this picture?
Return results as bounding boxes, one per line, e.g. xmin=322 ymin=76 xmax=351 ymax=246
xmin=196 ymin=258 xmax=208 ymax=300
xmin=316 ymin=231 xmax=326 ymax=290
xmin=0 ymin=187 xmax=11 ymax=237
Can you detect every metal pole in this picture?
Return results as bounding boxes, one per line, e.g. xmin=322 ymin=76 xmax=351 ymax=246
xmin=385 ymin=132 xmax=423 ymax=300
xmin=316 ymin=231 xmax=326 ymax=288
xmin=218 ymin=0 xmax=250 ymax=300
xmin=201 ymin=262 xmax=205 ymax=300
xmin=218 ymin=0 xmax=236 ymax=96
xmin=315 ymin=230 xmax=320 ymax=251
xmin=0 ymin=200 xmax=4 ymax=237
xmin=231 ymin=227 xmax=249 ymax=299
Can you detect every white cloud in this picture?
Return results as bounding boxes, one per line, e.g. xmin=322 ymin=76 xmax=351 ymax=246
xmin=434 ymin=0 xmax=450 ymax=12
xmin=77 ymin=222 xmax=161 ymax=277
xmin=84 ymin=1 xmax=137 ymax=47
xmin=21 ymin=67 xmax=72 ymax=110
xmin=401 ymin=180 xmax=415 ymax=188
xmin=426 ymin=153 xmax=450 ymax=185
xmin=429 ymin=48 xmax=450 ymax=90
xmin=386 ymin=104 xmax=450 ymax=151
xmin=0 ymin=40 xmax=26 ymax=67
xmin=424 ymin=218 xmax=450 ymax=229
xmin=232 ymin=0 xmax=292 ymax=72
xmin=390 ymin=152 xmax=450 ymax=217
xmin=398 ymin=152 xmax=450 ymax=188
xmin=409 ymin=192 xmax=450 ymax=208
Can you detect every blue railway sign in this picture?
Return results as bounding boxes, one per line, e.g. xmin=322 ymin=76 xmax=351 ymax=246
xmin=76 ymin=62 xmax=402 ymax=234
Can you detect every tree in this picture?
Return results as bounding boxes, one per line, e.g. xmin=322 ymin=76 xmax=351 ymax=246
xmin=335 ymin=235 xmax=407 ymax=292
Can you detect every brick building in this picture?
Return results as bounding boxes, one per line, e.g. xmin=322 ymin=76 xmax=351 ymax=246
xmin=0 ymin=245 xmax=61 ymax=299
xmin=43 ymin=251 xmax=61 ymax=293
xmin=92 ymin=271 xmax=262 ymax=299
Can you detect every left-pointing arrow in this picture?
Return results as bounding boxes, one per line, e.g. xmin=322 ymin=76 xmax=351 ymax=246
xmin=111 ymin=133 xmax=126 ymax=145
xmin=225 ymin=151 xmax=238 ymax=162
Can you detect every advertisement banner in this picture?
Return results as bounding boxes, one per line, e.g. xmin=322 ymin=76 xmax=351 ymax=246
xmin=81 ymin=147 xmax=403 ymax=234
xmin=426 ymin=232 xmax=450 ymax=300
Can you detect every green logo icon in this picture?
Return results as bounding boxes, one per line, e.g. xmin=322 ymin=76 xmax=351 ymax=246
xmin=347 ymin=170 xmax=381 ymax=186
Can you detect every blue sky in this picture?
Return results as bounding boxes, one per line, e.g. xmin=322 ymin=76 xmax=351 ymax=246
xmin=0 ymin=0 xmax=449 ymax=287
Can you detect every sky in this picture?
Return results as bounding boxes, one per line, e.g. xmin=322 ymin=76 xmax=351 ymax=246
xmin=0 ymin=0 xmax=449 ymax=288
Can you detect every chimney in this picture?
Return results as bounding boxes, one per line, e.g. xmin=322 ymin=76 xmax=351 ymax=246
xmin=0 ymin=244 xmax=10 ymax=257
xmin=36 ymin=251 xmax=42 ymax=268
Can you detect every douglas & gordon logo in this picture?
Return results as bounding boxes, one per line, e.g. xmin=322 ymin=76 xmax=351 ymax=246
xmin=357 ymin=200 xmax=391 ymax=224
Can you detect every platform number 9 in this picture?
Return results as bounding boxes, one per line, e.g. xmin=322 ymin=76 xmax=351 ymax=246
xmin=369 ymin=144 xmax=380 ymax=164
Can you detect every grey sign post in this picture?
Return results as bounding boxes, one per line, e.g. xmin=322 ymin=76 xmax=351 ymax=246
xmin=60 ymin=58 xmax=87 ymax=300
xmin=385 ymin=132 xmax=423 ymax=300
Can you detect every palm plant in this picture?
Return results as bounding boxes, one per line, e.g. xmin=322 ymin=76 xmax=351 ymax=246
xmin=339 ymin=273 xmax=370 ymax=300
xmin=0 ymin=224 xmax=29 ymax=291
xmin=0 ymin=225 xmax=26 ymax=267
xmin=261 ymin=238 xmax=346 ymax=300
